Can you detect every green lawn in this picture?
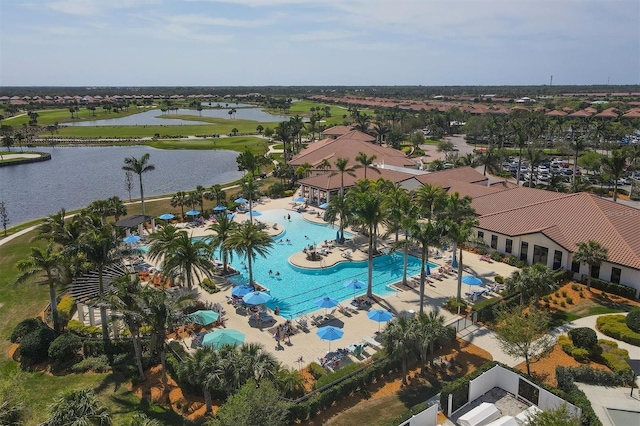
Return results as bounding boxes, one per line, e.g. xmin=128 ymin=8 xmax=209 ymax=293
xmin=157 ymin=114 xmax=281 ymax=134
xmin=147 ymin=136 xmax=269 ymax=153
xmin=5 ymin=107 xmax=152 ymax=127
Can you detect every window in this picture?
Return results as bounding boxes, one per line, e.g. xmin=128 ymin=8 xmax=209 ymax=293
xmin=533 ymin=245 xmax=549 ymax=265
xmin=477 ymin=231 xmax=484 ymax=239
xmin=571 ymin=261 xmax=580 ymax=273
xmin=591 ymin=264 xmax=601 ymax=279
xmin=552 ymin=250 xmax=563 ymax=270
xmin=505 ymin=239 xmax=513 ymax=254
xmin=611 ymin=267 xmax=621 ymax=284
xmin=520 ymin=242 xmax=529 ymax=262
xmin=491 ymin=235 xmax=498 ymax=249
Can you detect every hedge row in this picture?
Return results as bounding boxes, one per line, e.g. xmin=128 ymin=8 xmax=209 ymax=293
xmin=439 ymin=361 xmax=497 ymax=412
xmin=67 ymin=320 xmax=102 ymax=338
xmin=314 ymin=362 xmax=364 ymax=389
xmin=557 ymin=365 xmax=630 ymax=387
xmin=596 ymin=315 xmax=640 ymax=346
xmin=596 ymin=340 xmax=634 ymax=380
xmin=580 ymin=275 xmax=637 ymax=299
xmin=555 ymin=367 xmax=603 ymax=426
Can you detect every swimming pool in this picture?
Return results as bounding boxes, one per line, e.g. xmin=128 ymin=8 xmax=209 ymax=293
xmin=215 ymin=209 xmax=434 ymax=318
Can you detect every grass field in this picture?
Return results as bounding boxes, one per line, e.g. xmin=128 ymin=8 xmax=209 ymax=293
xmin=147 ymin=136 xmax=269 ymax=153
xmin=5 ymin=107 xmax=152 ymax=127
xmin=158 ymin=114 xmax=281 ymax=134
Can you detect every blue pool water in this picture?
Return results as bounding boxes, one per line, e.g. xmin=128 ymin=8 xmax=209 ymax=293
xmin=212 ymin=209 xmax=434 ymax=318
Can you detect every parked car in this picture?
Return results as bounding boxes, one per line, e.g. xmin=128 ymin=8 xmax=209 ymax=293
xmin=617 ymin=178 xmax=631 ymax=185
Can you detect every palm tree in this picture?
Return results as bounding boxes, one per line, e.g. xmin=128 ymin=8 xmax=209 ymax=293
xmin=506 ymin=263 xmax=557 ymax=304
xmin=413 ymin=184 xmax=446 ymax=221
xmin=324 ymin=192 xmax=351 ymax=243
xmin=317 ymin=158 xmax=332 ymax=171
xmin=415 ymin=310 xmax=447 ymax=374
xmin=372 ymin=122 xmax=389 ymax=145
xmin=602 ymin=150 xmax=628 ymax=202
xmin=331 ymin=157 xmax=357 ymax=195
xmin=179 ymin=347 xmax=222 ymax=413
xmin=355 ymin=152 xmax=381 ymax=180
xmin=239 ymin=177 xmax=260 ymax=223
xmin=141 ymin=286 xmax=197 ymax=403
xmin=15 ymin=243 xmax=63 ymax=331
xmin=122 ymin=153 xmax=155 ymax=217
xmin=382 ymin=316 xmax=416 ymax=385
xmin=76 ymin=225 xmax=120 ymax=341
xmin=295 ymin=162 xmax=313 ymax=180
xmin=171 ymin=191 xmax=189 ymax=219
xmin=208 ymin=214 xmax=237 ymax=274
xmin=348 ymin=185 xmax=384 ymax=298
xmin=443 ymin=217 xmax=479 ymax=302
xmin=204 ymin=184 xmax=226 ymax=206
xmin=411 ymin=221 xmax=444 ymax=314
xmin=146 ymin=225 xmax=181 ymax=263
xmin=108 ymin=276 xmax=146 ymax=381
xmin=224 ymin=222 xmax=273 ymax=286
xmin=237 ymin=342 xmax=278 ymax=386
xmin=193 ymin=185 xmax=206 ymax=214
xmin=274 ymin=121 xmax=293 ymax=163
xmin=161 ymin=231 xmax=216 ymax=290
xmin=107 ymin=196 xmax=127 ymax=221
xmin=42 ymin=388 xmax=110 ymax=426
xmin=574 ymin=240 xmax=609 ymax=291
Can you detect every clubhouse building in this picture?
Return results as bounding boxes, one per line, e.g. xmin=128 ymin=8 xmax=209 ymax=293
xmin=291 ymin=129 xmax=640 ymax=297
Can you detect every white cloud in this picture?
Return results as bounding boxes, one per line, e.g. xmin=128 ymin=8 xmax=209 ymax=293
xmin=169 ymin=14 xmax=273 ymax=27
xmin=42 ymin=0 xmax=161 ymax=16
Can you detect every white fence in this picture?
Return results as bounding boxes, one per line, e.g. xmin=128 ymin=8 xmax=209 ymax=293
xmin=398 ymin=403 xmax=439 ymax=426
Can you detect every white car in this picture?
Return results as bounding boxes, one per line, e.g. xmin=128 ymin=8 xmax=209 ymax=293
xmin=617 ymin=178 xmax=631 ymax=185
xmin=452 ymin=145 xmax=460 ymax=151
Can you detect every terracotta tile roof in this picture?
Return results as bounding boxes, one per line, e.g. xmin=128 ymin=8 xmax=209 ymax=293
xmin=546 ymin=110 xmax=568 ymax=117
xmin=470 ymin=186 xmax=567 ymax=216
xmin=568 ymin=109 xmax=594 ymax=118
xmin=290 ymin=131 xmax=411 ymax=169
xmin=321 ymin=125 xmax=354 ymax=136
xmin=622 ymin=108 xmax=640 ymax=119
xmin=477 ymin=192 xmax=640 ymax=269
xmin=415 ymin=167 xmax=489 ymax=186
xmin=297 ymin=167 xmax=415 ymax=191
xmin=594 ymin=108 xmax=619 ymax=118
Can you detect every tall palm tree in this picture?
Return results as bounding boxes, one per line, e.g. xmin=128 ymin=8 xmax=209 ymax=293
xmin=146 ymin=224 xmax=181 ymax=263
xmin=224 ymin=222 xmax=273 ymax=286
xmin=42 ymin=388 xmax=110 ymax=426
xmin=354 ymin=152 xmax=381 ymax=180
xmin=239 ymin=177 xmax=260 ymax=223
xmin=76 ymin=225 xmax=120 ymax=341
xmin=274 ymin=121 xmax=293 ymax=163
xmin=108 ymin=276 xmax=146 ymax=381
xmin=161 ymin=231 xmax=216 ymax=290
xmin=179 ymin=347 xmax=222 ymax=413
xmin=208 ymin=215 xmax=237 ymax=274
xmin=602 ymin=150 xmax=628 ymax=202
xmin=348 ymin=185 xmax=384 ymax=298
xmin=324 ymin=192 xmax=351 ymax=243
xmin=141 ymin=286 xmax=197 ymax=403
xmin=15 ymin=243 xmax=63 ymax=331
xmin=410 ymin=220 xmax=444 ymax=314
xmin=415 ymin=310 xmax=447 ymax=374
xmin=413 ymin=184 xmax=446 ymax=221
xmin=574 ymin=240 xmax=609 ymax=291
xmin=442 ymin=217 xmax=479 ymax=302
xmin=506 ymin=263 xmax=557 ymax=304
xmin=382 ymin=316 xmax=416 ymax=385
xmin=237 ymin=342 xmax=278 ymax=386
xmin=122 ymin=153 xmax=155 ymax=217
xmin=171 ymin=191 xmax=189 ymax=218
xmin=193 ymin=185 xmax=206 ymax=214
xmin=382 ymin=182 xmax=409 ymax=243
xmin=331 ymin=157 xmax=357 ymax=195
xmin=107 ymin=196 xmax=127 ymax=222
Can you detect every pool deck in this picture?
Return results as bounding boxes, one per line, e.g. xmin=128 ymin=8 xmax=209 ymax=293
xmin=148 ymin=196 xmax=519 ymax=370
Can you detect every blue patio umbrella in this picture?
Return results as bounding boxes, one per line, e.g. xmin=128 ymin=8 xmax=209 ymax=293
xmin=315 ymin=296 xmax=339 ymax=315
xmin=231 ymin=285 xmax=254 ymax=297
xmin=426 ymin=264 xmax=431 ymax=276
xmin=213 ymin=205 xmax=227 ymax=211
xmin=293 ymin=196 xmax=306 ymax=203
xmin=123 ymin=235 xmax=141 ymax=244
xmin=462 ymin=275 xmax=483 ymax=295
xmin=186 ymin=209 xmax=200 ymax=216
xmin=158 ymin=213 xmax=175 ymax=220
xmin=336 ymin=230 xmax=340 ymax=242
xmin=242 ymin=291 xmax=272 ymax=305
xmin=316 ymin=325 xmax=344 ymax=352
xmin=319 ymin=203 xmax=329 ymax=209
xmin=226 ymin=213 xmax=235 ymax=220
xmin=344 ymin=279 xmax=365 ymax=298
xmin=247 ymin=210 xmax=262 ymax=217
xmin=234 ymin=197 xmax=248 ymax=204
xmin=202 ymin=329 xmax=245 ymax=349
xmin=451 ymin=253 xmax=458 ymax=269
xmin=187 ymin=310 xmax=219 ymax=326
xmin=367 ymin=309 xmax=393 ymax=332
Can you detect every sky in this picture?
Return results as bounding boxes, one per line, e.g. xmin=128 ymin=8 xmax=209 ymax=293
xmin=0 ymin=0 xmax=639 ymax=87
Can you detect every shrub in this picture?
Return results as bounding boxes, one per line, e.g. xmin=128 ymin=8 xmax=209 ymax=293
xmin=476 ymin=247 xmax=488 ymax=255
xmin=555 ymin=292 xmax=560 ymax=297
xmin=18 ymin=327 xmax=57 ymax=367
xmin=596 ymin=315 xmax=640 ymax=346
xmin=444 ymin=297 xmax=468 ymax=314
xmin=67 ymin=320 xmax=102 ymax=338
xmin=558 ymin=335 xmax=575 ymax=355
xmin=626 ymin=308 xmax=640 ymax=333
xmin=71 ymin=355 xmax=110 ymax=373
xmin=571 ymin=283 xmax=580 ymax=291
xmin=597 ymin=339 xmax=633 ymax=379
xmin=494 ymin=275 xmax=504 ymax=284
xmin=558 ymin=365 xmax=631 ymax=387
xmin=200 ymin=278 xmax=220 ymax=294
xmin=580 ymin=275 xmax=636 ymax=299
xmin=505 ymin=256 xmax=520 ymax=267
xmin=571 ymin=348 xmax=590 ymax=362
xmin=579 ymin=291 xmax=585 ymax=298
xmin=490 ymin=252 xmax=503 ymax=262
xmin=542 ymin=295 xmax=551 ymax=302
xmin=560 ymin=301 xmax=566 ymax=308
xmin=314 ymin=362 xmax=364 ymax=389
xmin=566 ymin=297 xmax=573 ymax=305
xmin=48 ymin=333 xmax=82 ymax=365
xmin=307 ymin=362 xmax=326 ymax=380
xmin=568 ymin=327 xmax=598 ymax=349
xmin=561 ymin=291 xmax=567 ymax=297
xmin=11 ymin=318 xmax=45 ymax=343
xmin=56 ymin=295 xmax=75 ymax=328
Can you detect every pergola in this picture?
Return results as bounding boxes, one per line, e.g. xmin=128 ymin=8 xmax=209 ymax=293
xmin=114 ymin=214 xmax=155 ymax=236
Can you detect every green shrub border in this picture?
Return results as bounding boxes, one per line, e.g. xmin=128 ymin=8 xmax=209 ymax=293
xmin=596 ymin=315 xmax=640 ymax=346
xmin=580 ymin=275 xmax=637 ymax=299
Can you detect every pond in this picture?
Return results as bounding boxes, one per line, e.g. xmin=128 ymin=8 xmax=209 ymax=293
xmin=0 ymin=146 xmax=243 ymax=226
xmin=61 ymin=107 xmax=295 ymax=127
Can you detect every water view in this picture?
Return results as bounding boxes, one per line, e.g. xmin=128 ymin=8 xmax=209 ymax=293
xmin=0 ymin=146 xmax=243 ymax=225
xmin=61 ymin=107 xmax=294 ymax=127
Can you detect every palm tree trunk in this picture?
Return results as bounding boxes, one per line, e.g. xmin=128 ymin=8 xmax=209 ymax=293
xmin=48 ymin=281 xmax=60 ymax=332
xmin=587 ymin=268 xmax=592 ymax=291
xmin=161 ymin=349 xmax=169 ymax=403
xmin=401 ymin=239 xmax=409 ymax=287
xmin=248 ymin=253 xmax=254 ymax=286
xmin=419 ymin=247 xmax=426 ymax=315
xmin=204 ymin=389 xmax=212 ymax=414
xmin=401 ymin=357 xmax=408 ymax=385
xmin=133 ymin=331 xmax=146 ymax=381
xmin=98 ymin=268 xmax=109 ymax=342
xmin=139 ymin=175 xmax=145 ymax=217
xmin=456 ymin=246 xmax=463 ymax=302
xmin=420 ymin=349 xmax=427 ymax=375
xmin=367 ymin=230 xmax=374 ymax=298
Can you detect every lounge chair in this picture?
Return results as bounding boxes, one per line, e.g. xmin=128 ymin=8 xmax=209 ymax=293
xmin=479 ymin=254 xmax=493 ymax=263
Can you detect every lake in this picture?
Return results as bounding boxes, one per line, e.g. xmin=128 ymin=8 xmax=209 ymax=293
xmin=61 ymin=107 xmax=294 ymax=127
xmin=0 ymin=146 xmax=243 ymax=226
